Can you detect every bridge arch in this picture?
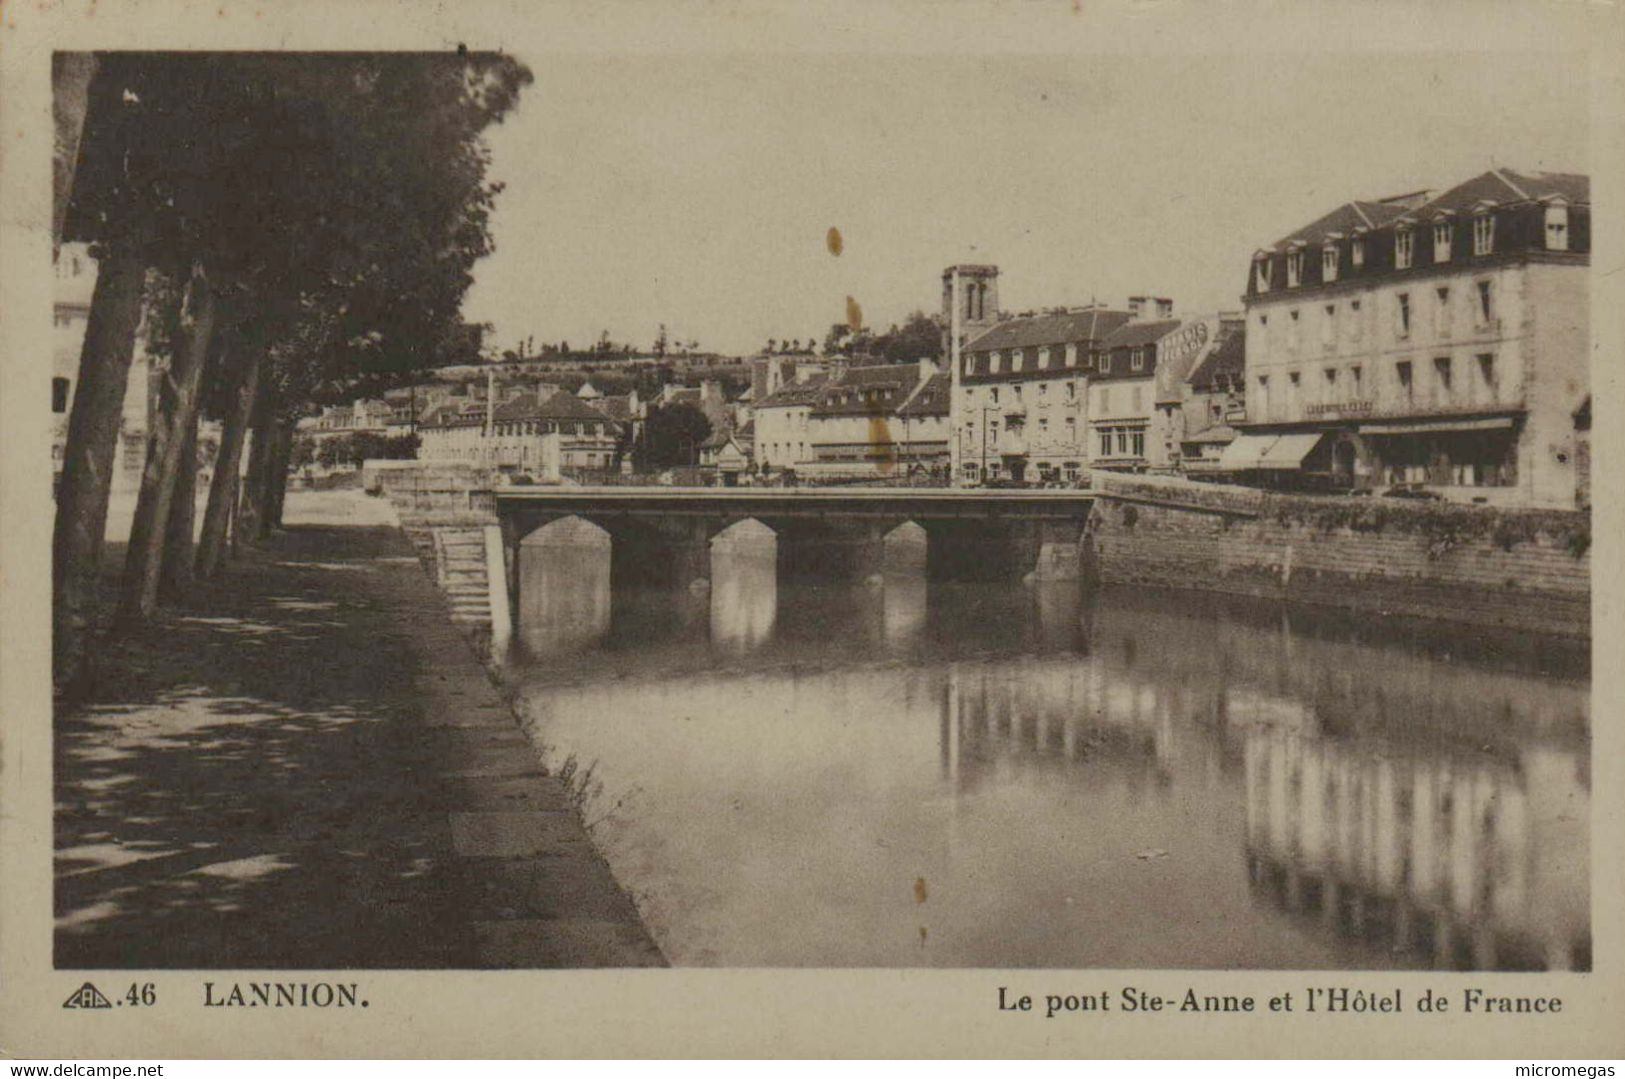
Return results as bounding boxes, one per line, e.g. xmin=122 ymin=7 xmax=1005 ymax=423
xmin=519 ymin=513 xmax=612 ymax=548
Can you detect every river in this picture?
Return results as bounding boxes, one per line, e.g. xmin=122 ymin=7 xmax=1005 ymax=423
xmin=504 ymin=531 xmax=1590 ymax=970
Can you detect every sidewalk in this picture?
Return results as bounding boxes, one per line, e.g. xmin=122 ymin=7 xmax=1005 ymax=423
xmin=54 ymin=490 xmax=664 ymax=968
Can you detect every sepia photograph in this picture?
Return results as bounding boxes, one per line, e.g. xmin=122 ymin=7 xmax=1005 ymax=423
xmin=3 ymin=0 xmax=1621 ymax=1060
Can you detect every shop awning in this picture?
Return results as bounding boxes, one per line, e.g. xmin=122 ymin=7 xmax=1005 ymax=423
xmin=1216 ymin=433 xmax=1279 ymax=471
xmin=1360 ymin=416 xmax=1516 ymax=436
xmin=1257 ymin=432 xmax=1325 ymax=469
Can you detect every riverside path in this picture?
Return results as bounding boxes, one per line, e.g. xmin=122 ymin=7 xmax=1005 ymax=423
xmin=54 ymin=489 xmax=663 ymax=968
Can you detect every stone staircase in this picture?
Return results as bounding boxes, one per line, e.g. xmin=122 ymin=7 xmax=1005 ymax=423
xmin=433 ymin=528 xmax=492 ymax=627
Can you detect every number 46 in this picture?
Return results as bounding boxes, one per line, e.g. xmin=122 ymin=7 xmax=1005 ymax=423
xmin=126 ymin=983 xmax=156 ymax=1006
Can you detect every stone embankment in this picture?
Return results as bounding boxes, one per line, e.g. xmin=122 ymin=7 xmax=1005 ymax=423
xmin=367 ymin=460 xmax=501 ymax=633
xmin=1086 ymin=471 xmax=1590 ymax=639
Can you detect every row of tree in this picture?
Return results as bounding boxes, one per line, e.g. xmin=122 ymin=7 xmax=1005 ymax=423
xmin=822 ymin=310 xmax=942 ymax=364
xmin=51 ymin=51 xmax=532 ymax=694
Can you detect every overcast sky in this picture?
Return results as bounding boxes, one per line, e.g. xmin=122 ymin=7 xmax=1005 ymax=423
xmin=462 ymin=49 xmax=1586 ymax=357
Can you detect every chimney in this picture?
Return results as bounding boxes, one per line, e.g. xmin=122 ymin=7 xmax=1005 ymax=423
xmin=1156 ymin=297 xmax=1174 ymax=319
xmin=1128 ymin=296 xmax=1147 ymax=321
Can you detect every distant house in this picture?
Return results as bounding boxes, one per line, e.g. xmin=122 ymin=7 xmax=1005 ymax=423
xmin=418 ymin=384 xmax=621 ymax=474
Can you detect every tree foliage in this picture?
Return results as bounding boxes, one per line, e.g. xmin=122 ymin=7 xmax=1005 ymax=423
xmin=635 ymin=402 xmax=712 ymax=470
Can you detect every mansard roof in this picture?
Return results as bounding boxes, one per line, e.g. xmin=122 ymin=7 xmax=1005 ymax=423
xmin=964 ymin=307 xmax=1131 ymax=353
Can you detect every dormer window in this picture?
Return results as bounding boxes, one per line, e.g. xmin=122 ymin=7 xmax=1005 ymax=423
xmin=1037 ymin=346 xmax=1051 ymax=369
xmin=1545 ymin=203 xmax=1570 ymax=250
xmin=1322 ymin=246 xmax=1338 ymax=283
xmin=1473 ymin=213 xmax=1495 ymax=255
xmin=1433 ymin=220 xmax=1454 ymax=263
xmin=1064 ymin=343 xmax=1077 ymax=367
xmin=1351 ymin=236 xmax=1365 ymax=268
xmin=1395 ymin=227 xmax=1414 ymax=270
xmin=1286 ymin=249 xmax=1304 ymax=288
xmin=1012 ymin=350 xmax=1024 ymax=372
xmin=964 ymin=355 xmax=974 ymax=376
xmin=1255 ymin=256 xmax=1272 ymax=293
xmin=990 ymin=351 xmax=1001 ymax=373
xmin=1100 ymin=353 xmax=1112 ymax=374
xmin=1131 ymin=347 xmax=1145 ymax=372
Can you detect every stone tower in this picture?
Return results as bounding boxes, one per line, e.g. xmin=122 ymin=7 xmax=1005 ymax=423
xmin=940 ymin=264 xmax=1000 ymax=355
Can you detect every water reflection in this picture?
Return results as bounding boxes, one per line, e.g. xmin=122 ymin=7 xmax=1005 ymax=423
xmin=509 ymin=534 xmax=1589 ymax=969
xmin=710 ymin=522 xmax=778 ymax=652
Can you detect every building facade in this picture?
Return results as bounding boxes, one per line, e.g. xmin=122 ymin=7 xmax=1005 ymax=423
xmin=1231 ymin=168 xmax=1589 ymax=506
xmin=955 ymin=305 xmax=1133 ymax=484
xmin=418 ymin=384 xmax=620 ymax=476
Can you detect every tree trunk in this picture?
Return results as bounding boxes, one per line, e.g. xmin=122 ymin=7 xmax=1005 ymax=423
xmin=117 ymin=268 xmax=218 ymax=625
xmin=51 ymin=251 xmax=148 ymax=690
xmin=158 ymin=412 xmax=199 ymax=601
xmin=267 ymin=418 xmax=294 ymax=529
xmin=237 ymin=394 xmax=274 ymax=548
xmin=196 ymin=346 xmax=261 ymax=578
xmin=51 ymin=53 xmax=98 ymax=250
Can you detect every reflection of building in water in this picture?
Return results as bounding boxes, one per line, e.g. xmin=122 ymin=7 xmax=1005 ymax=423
xmin=940 ymin=653 xmax=1189 ymax=792
xmin=1243 ymin=726 xmax=1589 ymax=971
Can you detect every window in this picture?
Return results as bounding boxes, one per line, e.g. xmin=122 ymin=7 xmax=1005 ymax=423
xmin=1396 ymin=360 xmax=1413 ymax=402
xmin=990 ymin=387 xmax=1000 ymax=404
xmin=1322 ymin=246 xmax=1339 ymax=282
xmin=51 ymin=377 xmax=69 ymax=413
xmin=1131 ymin=347 xmax=1145 ymax=372
xmin=1322 ymin=304 xmax=1336 ymax=348
xmin=1013 ymin=350 xmax=1025 ymax=372
xmin=1433 ymin=356 xmax=1452 ymax=401
xmin=1100 ymin=353 xmax=1112 ymax=374
xmin=1099 ymin=430 xmax=1113 ymax=457
xmin=1065 ymin=343 xmax=1077 ymax=367
xmin=990 ymin=351 xmax=1001 ymax=373
xmin=965 ymin=355 xmax=974 ymax=376
xmin=1395 ymin=227 xmax=1414 ymax=269
xmin=1475 ymin=280 xmax=1493 ymax=326
xmin=1351 ymin=237 xmax=1365 ymax=268
xmin=1131 ymin=430 xmax=1145 ymax=458
xmin=1350 ymin=365 xmax=1362 ymax=396
xmin=1038 ymin=346 xmax=1051 ymax=369
xmin=1038 ymin=382 xmax=1048 ymax=397
xmin=1473 ymin=213 xmax=1495 ymax=255
xmin=1038 ymin=417 xmax=1048 ymax=434
xmin=1435 ymin=286 xmax=1451 ymax=336
xmin=1477 ymin=353 xmax=1496 ymax=400
xmin=1545 ymin=204 xmax=1569 ymax=250
xmin=1433 ymin=220 xmax=1453 ymax=263
xmin=1287 ymin=249 xmax=1304 ymax=288
xmin=1116 ymin=429 xmax=1128 ymax=455
xmin=1012 ymin=384 xmax=1023 ymax=399
xmin=1324 ymin=367 xmax=1338 ymax=401
xmin=1288 ymin=309 xmax=1301 ymax=352
xmin=1255 ymin=257 xmax=1271 ymax=292
xmin=1066 ymin=381 xmax=1076 ymax=401
xmin=1256 ymin=374 xmax=1270 ymax=417
xmin=1396 ymin=292 xmax=1411 ymax=338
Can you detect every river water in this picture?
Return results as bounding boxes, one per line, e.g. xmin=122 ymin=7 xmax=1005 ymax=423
xmin=505 ymin=532 xmax=1590 ymax=970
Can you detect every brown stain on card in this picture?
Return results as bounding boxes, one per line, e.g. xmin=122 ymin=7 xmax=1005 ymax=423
xmin=826 ymin=227 xmax=843 ymax=256
xmin=845 ymin=295 xmax=863 ymax=332
xmin=913 ymin=876 xmax=927 ymax=903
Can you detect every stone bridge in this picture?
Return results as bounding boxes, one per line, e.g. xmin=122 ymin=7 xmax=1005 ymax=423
xmin=484 ymin=487 xmax=1098 ymax=594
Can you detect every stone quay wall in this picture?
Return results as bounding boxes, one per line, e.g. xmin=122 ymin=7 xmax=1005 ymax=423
xmin=1086 ymin=472 xmax=1590 ymax=639
xmin=366 ymin=460 xmax=501 ymax=632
